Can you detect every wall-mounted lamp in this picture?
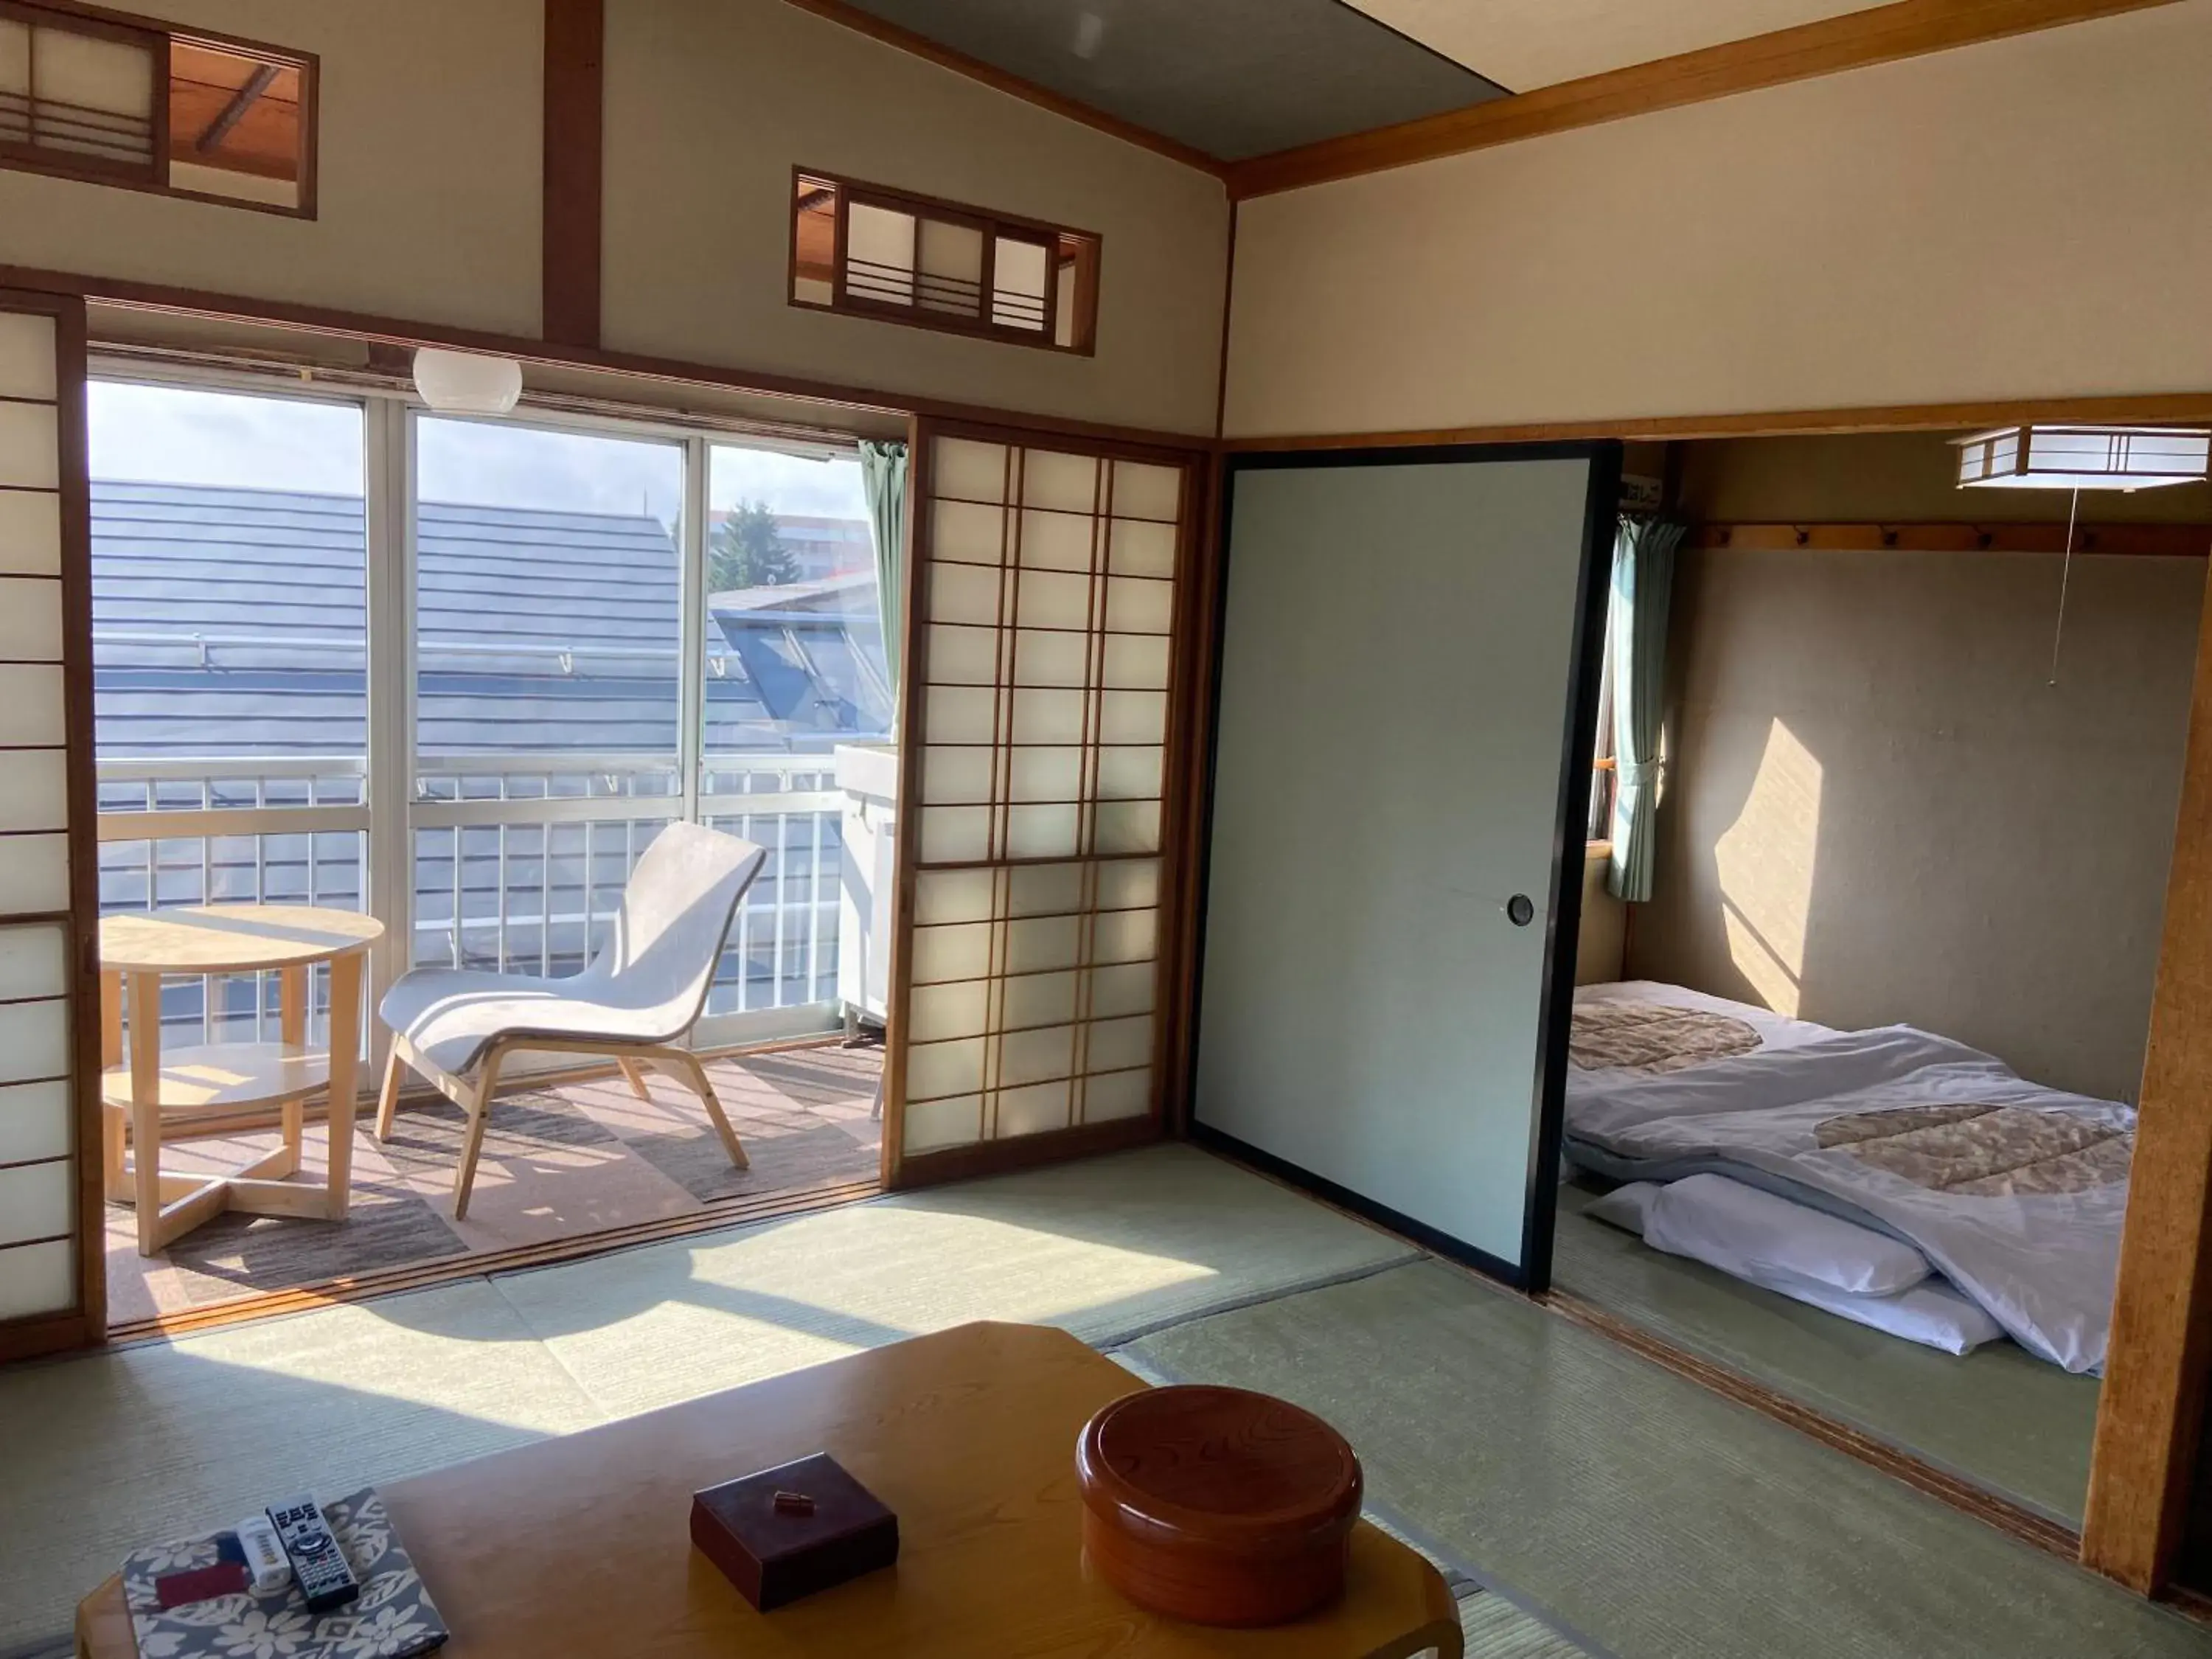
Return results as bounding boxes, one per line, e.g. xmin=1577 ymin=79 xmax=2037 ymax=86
xmin=412 ymin=348 xmax=524 ymax=415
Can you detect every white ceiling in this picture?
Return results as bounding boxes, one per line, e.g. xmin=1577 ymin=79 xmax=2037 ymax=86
xmin=1343 ymin=0 xmax=1877 ymax=92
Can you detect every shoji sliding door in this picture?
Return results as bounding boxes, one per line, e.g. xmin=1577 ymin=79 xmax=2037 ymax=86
xmin=0 ymin=292 xmax=100 ymax=1357
xmin=1193 ymin=445 xmax=1618 ymax=1290
xmin=886 ymin=424 xmax=1196 ymax=1184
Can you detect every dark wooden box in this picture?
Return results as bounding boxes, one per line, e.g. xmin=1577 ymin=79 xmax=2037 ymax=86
xmin=689 ymin=1453 xmax=899 ymax=1611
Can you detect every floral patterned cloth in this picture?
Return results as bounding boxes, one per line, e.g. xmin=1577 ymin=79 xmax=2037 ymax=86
xmin=1568 ymin=999 xmax=1763 ymax=1075
xmin=122 ymin=1489 xmax=447 ymax=1659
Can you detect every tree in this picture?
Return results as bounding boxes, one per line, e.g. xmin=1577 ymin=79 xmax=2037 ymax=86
xmin=709 ymin=499 xmax=799 ymax=591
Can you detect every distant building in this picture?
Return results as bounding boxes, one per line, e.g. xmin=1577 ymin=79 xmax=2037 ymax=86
xmin=707 ymin=510 xmax=874 ymax=583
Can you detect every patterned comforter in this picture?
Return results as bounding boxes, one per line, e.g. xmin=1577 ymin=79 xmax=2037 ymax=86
xmin=1564 ymin=995 xmax=2130 ymax=1373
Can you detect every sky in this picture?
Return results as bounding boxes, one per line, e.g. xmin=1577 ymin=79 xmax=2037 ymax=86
xmin=86 ymin=381 xmax=871 ymax=526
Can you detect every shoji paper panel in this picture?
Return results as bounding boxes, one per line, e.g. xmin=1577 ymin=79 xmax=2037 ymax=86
xmin=898 ymin=432 xmax=1189 ymax=1163
xmin=0 ymin=293 xmax=91 ymax=1350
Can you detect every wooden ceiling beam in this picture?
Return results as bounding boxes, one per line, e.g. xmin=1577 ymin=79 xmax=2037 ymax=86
xmin=193 ymin=61 xmax=277 ymax=154
xmin=1225 ymin=388 xmax=2212 ymax=451
xmin=1227 ymin=0 xmax=2186 ymax=199
xmin=542 ymin=0 xmax=604 ymax=349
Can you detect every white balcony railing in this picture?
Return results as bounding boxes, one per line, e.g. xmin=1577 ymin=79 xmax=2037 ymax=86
xmin=94 ymin=750 xmax=858 ymax=1049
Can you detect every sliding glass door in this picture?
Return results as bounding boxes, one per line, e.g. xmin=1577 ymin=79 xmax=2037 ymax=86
xmin=86 ymin=386 xmax=894 ymax=1088
xmin=697 ymin=441 xmax=890 ymax=1026
xmin=403 ymin=414 xmax=891 ymax=1051
xmin=406 ymin=416 xmax=686 ymax=1004
xmin=90 ymin=381 xmax=370 ymax=1054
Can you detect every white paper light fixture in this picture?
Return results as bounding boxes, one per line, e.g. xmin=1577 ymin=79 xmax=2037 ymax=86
xmin=412 ymin=348 xmax=523 ymax=415
xmin=1955 ymin=425 xmax=2211 ymax=492
xmin=1951 ymin=423 xmax=2211 ymax=686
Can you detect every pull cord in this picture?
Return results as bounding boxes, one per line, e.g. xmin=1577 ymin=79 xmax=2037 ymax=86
xmin=2049 ymin=485 xmax=2079 ymax=686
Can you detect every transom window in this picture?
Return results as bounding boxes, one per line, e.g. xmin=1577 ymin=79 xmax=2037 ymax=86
xmin=0 ymin=0 xmax=314 ymax=213
xmin=791 ymin=170 xmax=1100 ymax=355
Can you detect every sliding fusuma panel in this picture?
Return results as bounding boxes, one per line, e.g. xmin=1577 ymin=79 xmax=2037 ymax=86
xmin=0 ymin=289 xmax=97 ymax=1354
xmin=891 ymin=429 xmax=1192 ymax=1173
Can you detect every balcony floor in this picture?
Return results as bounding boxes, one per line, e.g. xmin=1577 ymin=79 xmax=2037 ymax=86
xmin=103 ymin=1041 xmax=884 ymax=1332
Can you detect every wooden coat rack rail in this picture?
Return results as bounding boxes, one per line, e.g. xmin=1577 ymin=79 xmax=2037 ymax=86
xmin=1689 ymin=522 xmax=2212 ymax=557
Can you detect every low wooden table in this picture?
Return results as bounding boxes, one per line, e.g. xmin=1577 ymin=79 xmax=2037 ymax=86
xmin=100 ymin=905 xmax=383 ymax=1256
xmin=75 ymin=1323 xmax=1462 ymax=1658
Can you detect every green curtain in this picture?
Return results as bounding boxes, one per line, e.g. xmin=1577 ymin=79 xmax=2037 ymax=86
xmin=1607 ymin=514 xmax=1686 ymax=902
xmin=857 ymin=439 xmax=908 ymax=713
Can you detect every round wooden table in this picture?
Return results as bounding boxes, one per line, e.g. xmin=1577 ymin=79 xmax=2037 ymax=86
xmin=100 ymin=905 xmax=384 ymax=1257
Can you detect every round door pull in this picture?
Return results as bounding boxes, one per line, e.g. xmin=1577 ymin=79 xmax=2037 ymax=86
xmin=1506 ymin=894 xmax=1535 ymax=927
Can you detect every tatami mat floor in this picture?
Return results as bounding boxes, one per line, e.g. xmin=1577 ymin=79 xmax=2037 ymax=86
xmin=104 ymin=1043 xmax=883 ymax=1326
xmin=18 ymin=1144 xmax=2192 ymax=1659
xmin=1550 ymin=1180 xmax=2102 ymax=1525
xmin=1124 ymin=1258 xmax=2212 ymax=1659
xmin=4 ymin=1144 xmax=1420 ymax=1649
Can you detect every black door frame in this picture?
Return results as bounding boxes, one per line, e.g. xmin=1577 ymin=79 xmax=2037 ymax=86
xmin=1183 ymin=440 xmax=1622 ymax=1293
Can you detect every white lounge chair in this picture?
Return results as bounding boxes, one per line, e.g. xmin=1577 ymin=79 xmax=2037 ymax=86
xmin=374 ymin=822 xmax=768 ymax=1218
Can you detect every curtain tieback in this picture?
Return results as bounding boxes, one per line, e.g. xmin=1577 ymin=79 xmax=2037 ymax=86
xmin=1616 ymin=758 xmax=1663 ymax=790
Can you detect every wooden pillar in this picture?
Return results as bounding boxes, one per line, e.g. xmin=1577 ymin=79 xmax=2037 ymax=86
xmin=541 ymin=0 xmax=604 ymax=348
xmin=2084 ymin=561 xmax=2212 ymax=1591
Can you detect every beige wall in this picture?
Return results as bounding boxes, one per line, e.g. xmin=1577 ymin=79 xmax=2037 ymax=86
xmin=0 ymin=0 xmax=546 ymax=335
xmin=0 ymin=0 xmax=1228 ymax=435
xmin=1630 ymin=445 xmax=2202 ymax=1098
xmin=1223 ymin=1 xmax=2212 ymax=438
xmin=1577 ymin=845 xmax=1626 ymax=986
xmin=601 ymin=0 xmax=1229 ymax=436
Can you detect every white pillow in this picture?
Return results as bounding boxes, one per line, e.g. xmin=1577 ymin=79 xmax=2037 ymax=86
xmin=1582 ymin=1181 xmax=1663 ymax=1234
xmin=1645 ymin=1172 xmax=1931 ymax=1296
xmin=1763 ymin=1273 xmax=2006 ymax=1356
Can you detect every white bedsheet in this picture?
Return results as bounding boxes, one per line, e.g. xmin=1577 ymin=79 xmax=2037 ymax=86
xmin=1564 ymin=1025 xmax=2129 ymax=1372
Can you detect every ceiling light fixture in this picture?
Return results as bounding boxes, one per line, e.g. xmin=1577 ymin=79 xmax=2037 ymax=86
xmin=1954 ymin=424 xmax=2211 ymax=492
xmin=1953 ymin=423 xmax=2211 ymax=686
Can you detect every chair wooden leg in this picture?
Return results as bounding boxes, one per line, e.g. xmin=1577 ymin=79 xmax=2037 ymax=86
xmin=451 ymin=1048 xmax=506 ymax=1221
xmin=616 ymin=1057 xmax=653 ymax=1102
xmin=374 ymin=1046 xmax=406 ymax=1141
xmin=668 ymin=1048 xmax=748 ymax=1170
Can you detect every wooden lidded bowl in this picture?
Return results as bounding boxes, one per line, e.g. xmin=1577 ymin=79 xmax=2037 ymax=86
xmin=1076 ymin=1385 xmax=1363 ymax=1627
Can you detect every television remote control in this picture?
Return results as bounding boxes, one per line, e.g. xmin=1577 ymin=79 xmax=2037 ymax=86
xmin=265 ymin=1496 xmax=359 ymax=1613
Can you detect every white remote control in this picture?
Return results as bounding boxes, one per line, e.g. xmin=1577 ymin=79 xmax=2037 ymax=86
xmin=234 ymin=1516 xmax=293 ymax=1594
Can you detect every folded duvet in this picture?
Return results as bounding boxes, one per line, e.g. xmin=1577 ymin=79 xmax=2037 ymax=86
xmin=1564 ymin=1026 xmax=2132 ymax=1373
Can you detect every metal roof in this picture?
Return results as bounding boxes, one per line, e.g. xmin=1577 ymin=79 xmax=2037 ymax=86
xmin=92 ymin=481 xmax=892 ymax=759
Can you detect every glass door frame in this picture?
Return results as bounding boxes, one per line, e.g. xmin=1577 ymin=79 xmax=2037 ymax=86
xmin=84 ymin=379 xmax=872 ymax=1093
xmin=396 ymin=407 xmax=863 ymax=1057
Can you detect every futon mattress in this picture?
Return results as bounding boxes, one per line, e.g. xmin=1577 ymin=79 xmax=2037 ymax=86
xmin=1564 ymin=1011 xmax=2129 ymax=1372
